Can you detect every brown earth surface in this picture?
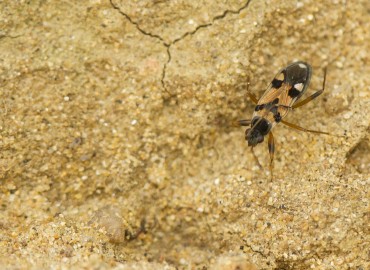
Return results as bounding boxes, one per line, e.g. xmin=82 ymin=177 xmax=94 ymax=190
xmin=0 ymin=0 xmax=369 ymax=269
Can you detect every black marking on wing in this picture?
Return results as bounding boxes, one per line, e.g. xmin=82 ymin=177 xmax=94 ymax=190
xmin=288 ymin=87 xmax=301 ymax=98
xmin=274 ymin=112 xmax=282 ymax=122
xmin=255 ymin=104 xmax=265 ymax=111
xmin=271 ymin=78 xmax=283 ymax=88
xmin=269 ymin=105 xmax=278 ymax=115
xmin=285 ymin=62 xmax=310 ymax=84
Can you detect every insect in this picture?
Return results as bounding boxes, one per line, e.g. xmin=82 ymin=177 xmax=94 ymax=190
xmin=237 ymin=61 xmax=329 ymax=179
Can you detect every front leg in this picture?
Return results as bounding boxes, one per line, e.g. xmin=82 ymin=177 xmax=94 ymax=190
xmin=245 ymin=82 xmax=259 ymax=104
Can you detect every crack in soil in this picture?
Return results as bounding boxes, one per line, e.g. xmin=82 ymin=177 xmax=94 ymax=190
xmin=109 ymin=0 xmax=253 ymax=98
xmin=109 ymin=0 xmax=168 ymax=46
xmin=171 ymin=0 xmax=252 ymax=45
xmin=243 ymin=241 xmax=269 ymax=259
xmin=0 ymin=34 xmax=22 ymax=40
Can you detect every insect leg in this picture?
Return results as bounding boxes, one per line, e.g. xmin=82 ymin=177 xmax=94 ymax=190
xmin=245 ymin=82 xmax=259 ymax=104
xmin=293 ymin=67 xmax=327 ymax=109
xmin=268 ymin=132 xmax=275 ymax=181
xmin=292 ymin=90 xmax=324 ymax=109
xmin=280 ymin=120 xmax=330 ymax=135
xmin=233 ymin=119 xmax=251 ymax=127
xmin=251 ymin=147 xmax=263 ymax=170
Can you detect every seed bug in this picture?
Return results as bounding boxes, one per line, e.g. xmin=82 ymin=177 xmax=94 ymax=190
xmin=236 ymin=61 xmax=329 ymax=179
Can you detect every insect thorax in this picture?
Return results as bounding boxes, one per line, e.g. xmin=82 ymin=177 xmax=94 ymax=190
xmin=245 ymin=117 xmax=272 ymax=146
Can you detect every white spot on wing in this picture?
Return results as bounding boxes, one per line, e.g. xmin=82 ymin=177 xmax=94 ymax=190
xmin=294 ymin=83 xmax=304 ymax=91
xmin=298 ymin=63 xmax=307 ymax=69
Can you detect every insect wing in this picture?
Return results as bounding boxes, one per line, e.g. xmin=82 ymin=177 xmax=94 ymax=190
xmin=282 ymin=61 xmax=312 ymax=103
xmin=258 ymin=61 xmax=312 ymax=107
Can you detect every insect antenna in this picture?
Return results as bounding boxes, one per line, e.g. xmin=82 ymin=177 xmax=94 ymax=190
xmin=251 ymin=147 xmax=263 ymax=170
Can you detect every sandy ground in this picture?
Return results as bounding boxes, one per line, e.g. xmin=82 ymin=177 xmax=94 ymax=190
xmin=0 ymin=0 xmax=369 ymax=269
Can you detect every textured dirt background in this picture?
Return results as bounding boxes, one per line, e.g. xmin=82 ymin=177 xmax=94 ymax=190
xmin=0 ymin=0 xmax=369 ymax=269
